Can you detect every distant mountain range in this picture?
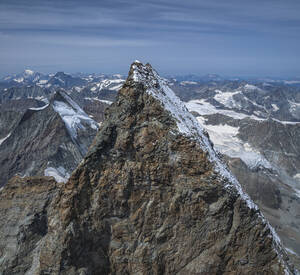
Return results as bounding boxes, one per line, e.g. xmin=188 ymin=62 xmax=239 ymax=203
xmin=1 ymin=69 xmax=300 ymax=90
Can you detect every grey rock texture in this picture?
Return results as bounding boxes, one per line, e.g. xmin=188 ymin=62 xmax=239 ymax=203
xmin=0 ymin=176 xmax=60 ymax=274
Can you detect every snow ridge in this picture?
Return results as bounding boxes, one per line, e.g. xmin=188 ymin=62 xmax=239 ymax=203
xmin=130 ymin=61 xmax=292 ymax=273
xmin=131 ymin=62 xmax=256 ymax=208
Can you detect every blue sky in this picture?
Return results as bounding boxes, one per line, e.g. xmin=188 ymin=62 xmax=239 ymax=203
xmin=0 ymin=0 xmax=300 ymax=77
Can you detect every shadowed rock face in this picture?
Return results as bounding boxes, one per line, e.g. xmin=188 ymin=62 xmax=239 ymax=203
xmin=0 ymin=176 xmax=60 ymax=274
xmin=0 ymin=62 xmax=296 ymax=274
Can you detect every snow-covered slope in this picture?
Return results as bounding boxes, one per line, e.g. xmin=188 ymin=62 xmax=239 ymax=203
xmin=52 ymin=91 xmax=98 ymax=141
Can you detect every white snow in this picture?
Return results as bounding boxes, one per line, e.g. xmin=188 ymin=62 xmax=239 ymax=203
xmin=295 ymin=189 xmax=300 ymax=199
xmin=186 ymin=99 xmax=264 ymax=120
xmin=13 ymin=77 xmax=24 ymax=83
xmin=285 ymin=247 xmax=298 ymax=256
xmin=284 ymin=80 xmax=300 ymax=85
xmin=180 ymin=81 xmax=198 ymax=85
xmin=38 ymin=79 xmax=48 ymax=84
xmin=0 ymin=133 xmax=11 ymax=146
xmin=91 ymin=79 xmax=125 ymax=92
xmin=52 ymin=92 xmax=99 ymax=140
xmin=271 ymin=104 xmax=279 ymax=112
xmin=24 ymin=69 xmax=34 ymax=75
xmin=244 ymin=84 xmax=261 ymax=91
xmin=29 ymin=104 xmax=49 ymax=111
xmin=84 ymin=97 xmax=113 ymax=105
xmin=44 ymin=166 xmax=70 ymax=183
xmin=289 ymin=100 xmax=300 ymax=114
xmin=74 ymin=87 xmax=83 ymax=93
xmin=196 ymin=121 xmax=273 ymax=170
xmin=294 ymin=174 xmax=300 ymax=180
xmin=272 ymin=118 xmax=300 ymax=125
xmin=109 ymin=83 xmax=124 ymax=91
xmin=214 ymin=90 xmax=241 ymax=109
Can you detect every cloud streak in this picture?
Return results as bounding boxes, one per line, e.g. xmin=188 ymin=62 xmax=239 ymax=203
xmin=0 ymin=0 xmax=300 ymax=77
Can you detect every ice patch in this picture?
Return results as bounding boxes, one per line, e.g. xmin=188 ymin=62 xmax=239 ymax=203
xmin=24 ymin=69 xmax=34 ymax=75
xmin=29 ymin=104 xmax=49 ymax=111
xmin=52 ymin=92 xmax=99 ymax=141
xmin=244 ymin=84 xmax=261 ymax=91
xmin=92 ymin=79 xmax=125 ymax=91
xmin=196 ymin=121 xmax=273 ymax=170
xmin=180 ymin=81 xmax=198 ymax=85
xmin=186 ymin=99 xmax=263 ymax=120
xmin=38 ymin=79 xmax=48 ymax=84
xmin=286 ymin=247 xmax=298 ymax=256
xmin=0 ymin=133 xmax=11 ymax=146
xmin=13 ymin=77 xmax=24 ymax=83
xmin=294 ymin=174 xmax=300 ymax=180
xmin=84 ymin=97 xmax=113 ymax=105
xmin=271 ymin=104 xmax=279 ymax=112
xmin=214 ymin=90 xmax=241 ymax=109
xmin=44 ymin=167 xmax=70 ymax=183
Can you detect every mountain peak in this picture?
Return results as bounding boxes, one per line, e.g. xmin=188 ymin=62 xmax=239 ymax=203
xmin=127 ymin=62 xmax=258 ymax=209
xmin=24 ymin=69 xmax=34 ymax=75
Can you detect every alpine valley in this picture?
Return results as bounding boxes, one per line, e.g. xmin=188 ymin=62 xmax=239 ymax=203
xmin=0 ymin=62 xmax=299 ymax=274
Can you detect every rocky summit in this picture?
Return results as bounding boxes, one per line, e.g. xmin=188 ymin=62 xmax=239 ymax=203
xmin=0 ymin=62 xmax=296 ymax=274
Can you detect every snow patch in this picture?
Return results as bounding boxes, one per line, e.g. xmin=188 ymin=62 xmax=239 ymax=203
xmin=24 ymin=69 xmax=34 ymax=75
xmin=244 ymin=84 xmax=261 ymax=90
xmin=180 ymin=81 xmax=198 ymax=85
xmin=214 ymin=90 xmax=241 ymax=109
xmin=52 ymin=92 xmax=99 ymax=140
xmin=286 ymin=247 xmax=298 ymax=256
xmin=84 ymin=97 xmax=113 ymax=105
xmin=196 ymin=121 xmax=273 ymax=170
xmin=44 ymin=167 xmax=70 ymax=183
xmin=271 ymin=104 xmax=279 ymax=112
xmin=13 ymin=77 xmax=24 ymax=83
xmin=29 ymin=104 xmax=49 ymax=111
xmin=186 ymin=99 xmax=263 ymax=120
xmin=0 ymin=133 xmax=11 ymax=146
xmin=294 ymin=174 xmax=300 ymax=180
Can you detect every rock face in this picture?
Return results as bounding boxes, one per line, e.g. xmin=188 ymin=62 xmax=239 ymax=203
xmin=0 ymin=176 xmax=60 ymax=274
xmin=0 ymin=62 xmax=296 ymax=274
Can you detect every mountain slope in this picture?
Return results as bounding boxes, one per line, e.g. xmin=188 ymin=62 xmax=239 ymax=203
xmin=0 ymin=90 xmax=99 ymax=187
xmin=10 ymin=61 xmax=291 ymax=274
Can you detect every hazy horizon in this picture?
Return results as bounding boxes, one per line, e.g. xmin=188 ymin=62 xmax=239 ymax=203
xmin=1 ymin=0 xmax=300 ymax=78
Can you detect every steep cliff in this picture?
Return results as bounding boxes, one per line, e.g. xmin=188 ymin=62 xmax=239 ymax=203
xmin=0 ymin=62 xmax=296 ymax=274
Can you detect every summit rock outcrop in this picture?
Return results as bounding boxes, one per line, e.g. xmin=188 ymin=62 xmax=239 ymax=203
xmin=0 ymin=62 xmax=296 ymax=274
